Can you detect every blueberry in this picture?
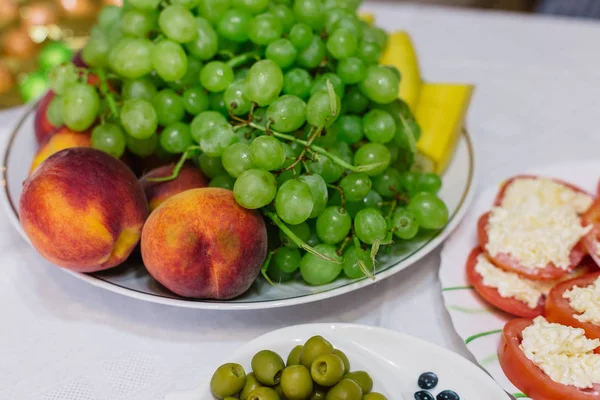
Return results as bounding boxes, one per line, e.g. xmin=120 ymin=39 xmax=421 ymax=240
xmin=418 ymin=372 xmax=439 ymax=390
xmin=414 ymin=391 xmax=434 ymax=400
xmin=437 ymin=390 xmax=460 ymax=400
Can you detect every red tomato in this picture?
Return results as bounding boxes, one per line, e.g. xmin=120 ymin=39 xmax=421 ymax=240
xmin=546 ymin=272 xmax=600 ymax=340
xmin=499 ymin=318 xmax=600 ymax=400
xmin=466 ymin=247 xmax=545 ymax=318
xmin=583 ymin=198 xmax=600 ymax=267
xmin=478 ymin=212 xmax=586 ymax=280
xmin=494 ymin=175 xmax=592 ymax=211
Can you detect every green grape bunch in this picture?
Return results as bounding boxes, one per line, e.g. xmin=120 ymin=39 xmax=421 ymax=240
xmin=51 ymin=0 xmax=449 ymax=288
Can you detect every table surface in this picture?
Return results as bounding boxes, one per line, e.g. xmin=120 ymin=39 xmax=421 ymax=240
xmin=3 ymin=3 xmax=600 ymax=399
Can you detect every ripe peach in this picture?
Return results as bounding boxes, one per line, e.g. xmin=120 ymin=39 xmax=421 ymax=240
xmin=140 ymin=163 xmax=209 ymax=212
xmin=141 ymin=188 xmax=267 ymax=299
xmin=34 ymin=90 xmax=58 ymax=145
xmin=29 ymin=126 xmax=91 ymax=175
xmin=19 ymin=148 xmax=148 ymax=272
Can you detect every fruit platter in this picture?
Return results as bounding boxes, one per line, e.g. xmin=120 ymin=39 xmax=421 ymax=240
xmin=164 ymin=324 xmax=509 ymax=400
xmin=2 ymin=0 xmax=476 ymax=309
xmin=440 ymin=162 xmax=600 ymax=399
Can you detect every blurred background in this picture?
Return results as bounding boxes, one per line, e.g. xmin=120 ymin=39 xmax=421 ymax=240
xmin=0 ymin=0 xmax=597 ymax=109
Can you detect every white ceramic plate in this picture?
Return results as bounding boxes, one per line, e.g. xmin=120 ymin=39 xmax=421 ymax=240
xmin=164 ymin=323 xmax=509 ymax=400
xmin=2 ymin=107 xmax=476 ymax=310
xmin=439 ymin=160 xmax=600 ymax=399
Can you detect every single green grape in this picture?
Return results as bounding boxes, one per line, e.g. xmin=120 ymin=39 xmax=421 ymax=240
xmin=331 ymin=14 xmax=362 ymax=37
xmin=82 ymin=33 xmax=110 ymax=67
xmin=159 ymin=5 xmax=197 ymax=43
xmin=354 ymin=208 xmax=387 ymax=244
xmin=217 ymin=9 xmax=252 ymax=43
xmin=127 ymin=0 xmax=160 ymax=11
xmin=233 ymin=169 xmax=278 ymax=209
xmin=122 ymin=77 xmax=157 ymax=101
xmin=416 ymin=173 xmax=443 ymax=194
xmin=232 ymin=0 xmax=269 ymax=14
xmin=200 ymin=123 xmax=239 ymax=157
xmin=343 ymin=86 xmax=369 ymax=114
xmin=316 ymin=206 xmax=351 ymax=244
xmin=330 ymin=114 xmax=363 ymax=145
xmin=288 ymin=23 xmax=313 ymax=50
xmin=342 ymin=245 xmax=373 ymax=279
xmin=362 ymin=25 xmax=388 ymax=48
xmin=60 ymin=83 xmax=100 ymax=132
xmin=248 ymin=13 xmax=283 ymax=45
xmin=152 ymin=40 xmax=187 ymax=82
xmin=324 ymin=7 xmax=351 ymax=34
xmin=209 ymin=92 xmax=229 ymax=116
xmin=273 ymin=247 xmax=301 ymax=273
xmin=152 ymin=89 xmax=185 ymax=126
xmin=196 ymin=0 xmax=230 ymax=24
xmin=48 ymin=63 xmax=78 ymax=96
xmin=358 ymin=65 xmax=399 ymax=105
xmin=311 ymin=73 xmax=345 ymax=99
xmin=185 ymin=17 xmax=219 ymax=60
xmin=336 ymin=57 xmax=366 ymax=85
xmin=160 ymin=122 xmax=193 ymax=153
xmin=353 ymin=143 xmax=391 ymax=176
xmin=306 ymin=91 xmax=341 ymax=128
xmin=98 ymin=5 xmax=122 ymax=28
xmin=250 ymin=135 xmax=286 ymax=171
xmin=400 ymin=171 xmax=419 ymax=194
xmin=266 ymin=38 xmax=297 ymax=69
xmin=183 ymin=86 xmax=210 ymax=115
xmin=172 ymin=0 xmax=199 ymax=9
xmin=266 ymin=95 xmax=306 ymax=133
xmin=200 ymin=61 xmax=234 ymax=92
xmin=223 ymin=79 xmax=251 ymax=116
xmin=340 ymin=173 xmax=372 ymax=202
xmin=326 ymin=28 xmax=357 ymax=59
xmin=190 ymin=110 xmax=227 ymax=143
xmin=300 ymin=244 xmax=342 ymax=286
xmin=279 ymin=221 xmax=310 ymax=248
xmin=269 ymin=4 xmax=295 ymax=31
xmin=222 ymin=142 xmax=254 ymax=178
xmin=91 ymin=123 xmax=126 ymax=158
xmin=372 ymin=167 xmax=402 ymax=198
xmin=293 ymin=0 xmax=323 ymax=30
xmin=120 ymin=9 xmax=157 ymax=37
xmin=196 ymin=152 xmax=226 ymax=178
xmin=126 ymin=133 xmax=158 ymax=157
xmin=391 ymin=208 xmax=419 ymax=240
xmin=209 ymin=174 xmax=236 ymax=190
xmin=362 ymin=109 xmax=396 ymax=144
xmin=245 ymin=60 xmax=284 ymax=106
xmin=46 ymin=95 xmax=63 ymax=127
xmin=357 ymin=40 xmax=382 ymax=65
xmin=297 ymin=174 xmax=328 ymax=218
xmin=407 ymin=192 xmax=449 ymax=230
xmin=283 ymin=68 xmax=313 ymax=99
xmin=120 ymin=98 xmax=157 ymax=139
xmin=296 ymin=35 xmax=325 ymax=69
xmin=305 ymin=154 xmax=343 ymax=184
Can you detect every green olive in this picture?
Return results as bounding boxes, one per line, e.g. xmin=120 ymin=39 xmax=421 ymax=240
xmin=224 ymin=398 xmax=237 ymax=400
xmin=325 ymin=379 xmax=362 ymax=400
xmin=247 ymin=386 xmax=281 ymax=400
xmin=343 ymin=371 xmax=373 ymax=394
xmin=252 ymin=350 xmax=285 ymax=386
xmin=281 ymin=365 xmax=313 ymax=400
xmin=309 ymin=387 xmax=327 ymax=400
xmin=310 ymin=354 xmax=345 ymax=387
xmin=363 ymin=393 xmax=388 ymax=400
xmin=299 ymin=336 xmax=334 ymax=369
xmin=333 ymin=349 xmax=350 ymax=374
xmin=210 ymin=363 xmax=246 ymax=398
xmin=274 ymin=384 xmax=285 ymax=398
xmin=287 ymin=345 xmax=303 ymax=366
xmin=241 ymin=373 xmax=263 ymax=400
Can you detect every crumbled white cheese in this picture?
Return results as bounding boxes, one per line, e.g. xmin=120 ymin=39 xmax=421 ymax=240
xmin=500 ymin=178 xmax=593 ymax=214
xmin=563 ymin=276 xmax=600 ymax=325
xmin=474 ymin=254 xmax=558 ymax=308
xmin=520 ymin=317 xmax=600 ymax=389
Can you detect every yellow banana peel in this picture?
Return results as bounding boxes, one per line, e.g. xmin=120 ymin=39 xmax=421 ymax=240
xmin=415 ymin=83 xmax=474 ymax=174
xmin=380 ymin=31 xmax=422 ymax=112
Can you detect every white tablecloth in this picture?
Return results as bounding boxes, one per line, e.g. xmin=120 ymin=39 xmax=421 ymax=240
xmin=2 ymin=3 xmax=600 ymax=399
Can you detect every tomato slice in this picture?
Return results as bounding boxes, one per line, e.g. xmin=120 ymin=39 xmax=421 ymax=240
xmin=583 ymin=198 xmax=600 ymax=267
xmin=545 ymin=272 xmax=600 ymax=340
xmin=499 ymin=318 xmax=600 ymax=400
xmin=494 ymin=175 xmax=592 ymax=211
xmin=466 ymin=247 xmax=545 ymax=318
xmin=478 ymin=212 xmax=586 ymax=280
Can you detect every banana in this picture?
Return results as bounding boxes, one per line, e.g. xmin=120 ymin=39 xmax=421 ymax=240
xmin=380 ymin=31 xmax=422 ymax=112
xmin=414 ymin=83 xmax=474 ymax=174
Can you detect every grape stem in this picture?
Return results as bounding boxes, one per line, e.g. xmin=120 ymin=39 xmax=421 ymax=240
xmin=260 ymin=250 xmax=276 ymax=286
xmin=145 ymin=145 xmax=202 ymax=183
xmin=327 ymin=184 xmax=345 ymax=210
xmin=263 ymin=211 xmax=341 ymax=264
xmin=337 ymin=235 xmax=352 ymax=256
xmin=249 ymin=122 xmax=385 ymax=173
xmin=227 ymin=51 xmax=261 ymax=68
xmin=95 ymin=68 xmax=118 ymax=118
xmin=280 ymin=126 xmax=321 ymax=174
xmin=398 ymin=113 xmax=417 ymax=154
xmin=353 ymin=237 xmax=375 ymax=280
